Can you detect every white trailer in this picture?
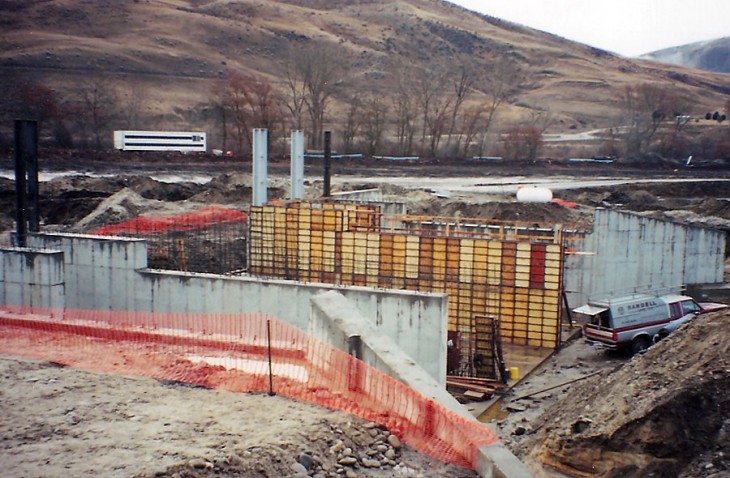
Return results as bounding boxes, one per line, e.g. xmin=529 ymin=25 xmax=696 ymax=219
xmin=113 ymin=131 xmax=207 ymax=152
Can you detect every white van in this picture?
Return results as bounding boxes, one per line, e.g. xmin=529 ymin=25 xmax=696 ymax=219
xmin=574 ymin=293 xmax=726 ymax=355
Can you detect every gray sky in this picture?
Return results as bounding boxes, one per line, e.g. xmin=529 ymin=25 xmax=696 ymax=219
xmin=447 ymin=0 xmax=730 ymax=57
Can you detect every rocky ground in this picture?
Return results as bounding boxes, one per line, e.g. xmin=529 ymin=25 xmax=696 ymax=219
xmin=0 ymin=355 xmax=476 ymax=478
xmin=2 ymin=150 xmax=730 ymax=477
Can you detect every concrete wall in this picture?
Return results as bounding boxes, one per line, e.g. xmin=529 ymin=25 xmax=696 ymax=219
xmin=566 ymin=208 xmax=726 ymax=307
xmin=17 ymin=232 xmax=448 ymax=383
xmin=27 ymin=233 xmax=147 ymax=311
xmin=0 ymin=246 xmax=65 ymax=310
xmin=310 ymin=290 xmax=533 ymax=478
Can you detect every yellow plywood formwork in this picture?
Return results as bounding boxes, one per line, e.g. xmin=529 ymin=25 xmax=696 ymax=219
xmin=248 ymin=204 xmax=567 ymax=351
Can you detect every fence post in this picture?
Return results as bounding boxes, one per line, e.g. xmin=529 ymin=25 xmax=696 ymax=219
xmin=267 ymin=319 xmax=275 ymax=396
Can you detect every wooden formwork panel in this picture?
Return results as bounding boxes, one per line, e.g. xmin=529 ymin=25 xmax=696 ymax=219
xmin=405 ymin=236 xmax=420 ymax=279
xmin=249 ymin=204 xmax=565 ymax=349
xmin=432 ymin=237 xmax=447 ymax=282
xmin=459 ymin=240 xmax=475 ymax=281
xmin=341 ymin=232 xmax=381 ymax=280
xmin=285 ymin=208 xmax=300 ymax=273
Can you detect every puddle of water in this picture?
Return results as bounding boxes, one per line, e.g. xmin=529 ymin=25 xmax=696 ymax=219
xmin=478 ymin=401 xmax=510 ymax=422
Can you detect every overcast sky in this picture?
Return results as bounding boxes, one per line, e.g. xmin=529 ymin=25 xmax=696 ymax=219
xmin=447 ymin=0 xmax=730 ymax=57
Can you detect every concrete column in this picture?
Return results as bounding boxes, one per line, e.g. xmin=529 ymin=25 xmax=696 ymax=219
xmin=291 ymin=130 xmax=305 ymax=200
xmin=252 ymin=128 xmax=268 ymax=206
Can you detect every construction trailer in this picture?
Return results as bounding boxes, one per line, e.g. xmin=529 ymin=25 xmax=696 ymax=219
xmin=113 ymin=130 xmax=207 ymax=153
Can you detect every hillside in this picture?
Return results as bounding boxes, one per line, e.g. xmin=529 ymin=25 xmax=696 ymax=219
xmin=1 ymin=0 xmax=729 ymax=155
xmin=642 ymin=37 xmax=730 ymax=73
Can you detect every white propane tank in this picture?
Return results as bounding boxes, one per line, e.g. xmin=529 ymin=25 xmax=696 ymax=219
xmin=516 ymin=186 xmax=553 ymax=203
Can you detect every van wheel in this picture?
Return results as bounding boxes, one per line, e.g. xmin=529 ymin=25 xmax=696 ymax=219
xmin=630 ymin=337 xmax=650 ymax=356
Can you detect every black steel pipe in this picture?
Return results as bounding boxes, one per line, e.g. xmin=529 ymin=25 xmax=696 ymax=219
xmin=14 ymin=120 xmax=38 ymax=246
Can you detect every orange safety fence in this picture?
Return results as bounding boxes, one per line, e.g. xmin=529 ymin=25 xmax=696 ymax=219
xmin=0 ymin=306 xmax=499 ymax=470
xmin=88 ymin=205 xmax=247 ymax=236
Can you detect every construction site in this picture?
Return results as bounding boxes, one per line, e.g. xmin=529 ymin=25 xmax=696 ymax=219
xmin=2 ymin=134 xmax=730 ymax=477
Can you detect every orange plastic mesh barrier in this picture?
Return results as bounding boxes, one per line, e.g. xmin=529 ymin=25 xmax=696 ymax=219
xmin=88 ymin=205 xmax=247 ymax=236
xmin=0 ymin=306 xmax=499 ymax=469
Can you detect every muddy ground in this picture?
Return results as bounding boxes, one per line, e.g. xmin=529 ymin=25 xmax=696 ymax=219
xmin=2 ymin=152 xmax=730 ymax=237
xmin=2 ymin=151 xmax=730 ymax=477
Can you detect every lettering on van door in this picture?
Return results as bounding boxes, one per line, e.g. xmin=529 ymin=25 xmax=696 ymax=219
xmin=627 ymin=300 xmax=658 ymax=311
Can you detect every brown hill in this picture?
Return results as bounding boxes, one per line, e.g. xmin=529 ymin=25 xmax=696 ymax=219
xmin=1 ymin=0 xmax=729 ymax=155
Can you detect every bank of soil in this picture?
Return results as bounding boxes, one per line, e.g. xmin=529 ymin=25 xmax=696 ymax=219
xmin=496 ymin=311 xmax=730 ymax=478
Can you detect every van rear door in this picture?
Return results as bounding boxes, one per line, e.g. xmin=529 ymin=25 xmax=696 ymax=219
xmin=575 ymin=304 xmax=616 ymax=346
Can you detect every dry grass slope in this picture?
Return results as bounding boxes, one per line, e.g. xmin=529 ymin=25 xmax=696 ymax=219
xmin=1 ymin=0 xmax=729 ymax=136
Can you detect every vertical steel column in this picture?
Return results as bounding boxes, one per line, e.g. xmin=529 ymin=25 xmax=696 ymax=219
xmin=14 ymin=120 xmax=39 ymax=246
xmin=323 ymin=131 xmax=331 ymax=197
xmin=290 ymin=130 xmax=305 ymax=200
xmin=252 ymin=128 xmax=268 ymax=206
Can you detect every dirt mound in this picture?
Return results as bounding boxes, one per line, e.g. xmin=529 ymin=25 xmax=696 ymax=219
xmin=72 ymin=188 xmax=169 ymax=232
xmin=698 ymin=198 xmax=730 ymax=219
xmin=517 ymin=311 xmax=730 ymax=478
xmin=409 ymin=198 xmax=584 ymax=226
xmin=188 ymin=173 xmax=251 ymax=204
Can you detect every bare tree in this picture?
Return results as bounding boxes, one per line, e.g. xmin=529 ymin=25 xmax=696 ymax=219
xmin=444 ymin=59 xmax=476 ymax=153
xmin=413 ymin=68 xmax=452 ymax=157
xmin=459 ymin=104 xmax=489 ymax=157
xmin=119 ymin=79 xmax=147 ymax=130
xmin=208 ymin=78 xmax=230 ymax=152
xmin=474 ymin=57 xmax=519 ymax=157
xmin=16 ymin=81 xmax=59 ymax=131
xmin=619 ymin=83 xmax=674 ymax=157
xmin=362 ymin=95 xmax=388 ymax=156
xmin=283 ymin=42 xmax=348 ymax=149
xmin=77 ymin=73 xmax=119 ymax=149
xmin=227 ymin=70 xmax=285 ymax=154
xmin=342 ymin=93 xmax=363 ymax=153
xmin=391 ymin=66 xmax=418 ymax=156
xmin=501 ymin=124 xmax=543 ymax=162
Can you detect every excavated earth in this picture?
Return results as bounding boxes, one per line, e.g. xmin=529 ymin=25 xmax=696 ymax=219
xmin=515 ymin=310 xmax=730 ymax=478
xmin=2 ymin=150 xmax=730 ymax=477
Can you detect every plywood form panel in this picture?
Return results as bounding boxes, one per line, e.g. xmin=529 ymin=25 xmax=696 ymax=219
xmin=459 ymin=239 xmax=475 ymax=283
xmin=433 ymin=237 xmax=447 ymax=282
xmin=501 ymin=242 xmax=517 ymax=286
xmin=419 ymin=237 xmax=435 ymax=280
xmin=405 ymin=236 xmax=420 ymax=279
xmin=248 ymin=204 xmax=565 ymax=349
xmin=472 ymin=239 xmax=489 ymax=285
xmin=486 ymin=240 xmax=503 ymax=286
xmin=445 ymin=238 xmax=461 ymax=283
xmin=366 ymin=233 xmax=381 ymax=286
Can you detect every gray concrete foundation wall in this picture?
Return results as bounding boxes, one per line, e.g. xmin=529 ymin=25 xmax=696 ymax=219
xmin=310 ymin=290 xmax=533 ymax=478
xmin=13 ymin=232 xmax=448 ymax=383
xmin=26 ymin=233 xmax=147 ymax=311
xmin=566 ymin=208 xmax=726 ymax=307
xmin=0 ymin=246 xmax=65 ymax=310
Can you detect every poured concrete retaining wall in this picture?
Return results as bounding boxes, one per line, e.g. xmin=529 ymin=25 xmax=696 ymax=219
xmin=566 ymin=208 xmax=726 ymax=306
xmin=0 ymin=246 xmax=65 ymax=310
xmin=310 ymin=290 xmax=533 ymax=478
xmin=18 ymin=232 xmax=448 ymax=384
xmin=27 ymin=233 xmax=147 ymax=311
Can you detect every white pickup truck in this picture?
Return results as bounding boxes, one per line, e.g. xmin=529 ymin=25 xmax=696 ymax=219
xmin=573 ymin=293 xmax=727 ymax=355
